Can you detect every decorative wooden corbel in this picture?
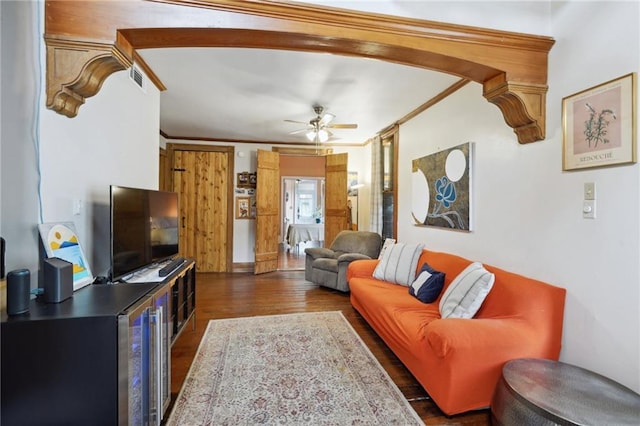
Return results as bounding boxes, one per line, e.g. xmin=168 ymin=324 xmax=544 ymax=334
xmin=45 ymin=36 xmax=131 ymax=118
xmin=483 ymin=75 xmax=548 ymax=144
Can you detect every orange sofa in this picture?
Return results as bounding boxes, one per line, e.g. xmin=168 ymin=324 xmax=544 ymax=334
xmin=347 ymin=248 xmax=566 ymax=416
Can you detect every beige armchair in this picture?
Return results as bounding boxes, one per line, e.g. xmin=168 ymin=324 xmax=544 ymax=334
xmin=304 ymin=230 xmax=382 ymax=292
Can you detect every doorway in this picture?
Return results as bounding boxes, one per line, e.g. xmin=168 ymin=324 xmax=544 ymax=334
xmin=276 ymin=154 xmax=327 ymax=271
xmin=280 ymin=177 xmax=325 ymax=270
xmin=256 ymin=150 xmax=347 ymax=274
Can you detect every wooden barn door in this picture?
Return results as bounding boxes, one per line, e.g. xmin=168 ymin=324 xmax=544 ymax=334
xmin=254 ymin=149 xmax=280 ymax=274
xmin=324 ymin=153 xmax=349 ymax=247
xmin=172 ymin=147 xmax=233 ymax=272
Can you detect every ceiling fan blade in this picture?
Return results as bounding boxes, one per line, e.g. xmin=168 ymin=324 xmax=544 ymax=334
xmin=319 ymin=113 xmax=335 ymax=127
xmin=288 ymin=128 xmax=310 ymax=135
xmin=327 ymin=123 xmax=358 ymax=129
xmin=284 ymin=119 xmax=309 ymax=125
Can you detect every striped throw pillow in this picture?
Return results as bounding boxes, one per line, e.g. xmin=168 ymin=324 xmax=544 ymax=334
xmin=439 ymin=262 xmax=495 ymax=319
xmin=373 ymin=242 xmax=424 ymax=286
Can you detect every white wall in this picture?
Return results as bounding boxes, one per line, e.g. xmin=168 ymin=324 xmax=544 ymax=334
xmin=548 ymin=1 xmax=639 ymax=391
xmin=0 ymin=1 xmax=3 ymax=239
xmin=2 ymin=1 xmax=161 ymax=280
xmin=397 ymin=1 xmax=639 ymax=392
xmin=39 ymin=70 xmax=160 ymax=276
xmin=1 ymin=1 xmax=42 ymax=275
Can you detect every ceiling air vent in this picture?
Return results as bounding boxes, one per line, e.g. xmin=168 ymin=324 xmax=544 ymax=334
xmin=129 ymin=64 xmax=146 ymax=92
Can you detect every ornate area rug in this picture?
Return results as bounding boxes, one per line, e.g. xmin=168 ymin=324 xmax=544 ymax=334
xmin=166 ymin=311 xmax=423 ymax=425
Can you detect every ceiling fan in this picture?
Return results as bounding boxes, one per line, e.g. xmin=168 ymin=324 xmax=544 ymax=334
xmin=285 ymin=105 xmax=358 ymax=143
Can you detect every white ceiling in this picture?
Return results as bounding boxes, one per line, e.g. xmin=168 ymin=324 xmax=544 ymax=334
xmin=138 ymin=47 xmax=461 ymax=145
xmin=136 ymin=1 xmax=552 ymax=146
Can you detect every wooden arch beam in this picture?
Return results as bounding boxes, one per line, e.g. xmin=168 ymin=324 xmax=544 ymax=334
xmin=44 ymin=0 xmax=554 ymax=143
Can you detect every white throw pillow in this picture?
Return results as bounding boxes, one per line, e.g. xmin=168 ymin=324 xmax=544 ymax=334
xmin=378 ymin=238 xmax=396 ymax=259
xmin=439 ymin=262 xmax=495 ymax=319
xmin=373 ymin=242 xmax=424 ymax=286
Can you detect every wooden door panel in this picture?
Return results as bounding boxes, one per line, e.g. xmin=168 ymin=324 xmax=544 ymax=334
xmin=173 ymin=150 xmax=228 ymax=272
xmin=324 ymin=153 xmax=348 ymax=246
xmin=174 ymin=151 xmax=196 ymax=261
xmin=195 ymin=151 xmax=228 ymax=271
xmin=255 ymin=150 xmax=280 ymax=274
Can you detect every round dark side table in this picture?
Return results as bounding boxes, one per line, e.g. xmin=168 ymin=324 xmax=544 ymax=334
xmin=491 ymin=358 xmax=640 ymax=425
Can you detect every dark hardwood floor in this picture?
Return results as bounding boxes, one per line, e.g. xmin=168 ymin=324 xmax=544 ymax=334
xmin=169 ymin=260 xmax=491 ymax=425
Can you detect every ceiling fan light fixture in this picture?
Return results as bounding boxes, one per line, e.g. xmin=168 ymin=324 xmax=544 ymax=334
xmin=317 ymin=129 xmax=329 ymax=143
xmin=291 ymin=105 xmax=356 ymax=143
xmin=306 ymin=129 xmax=330 ymax=143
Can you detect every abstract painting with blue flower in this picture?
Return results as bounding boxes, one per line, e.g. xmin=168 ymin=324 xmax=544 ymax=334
xmin=411 ymin=143 xmax=472 ymax=231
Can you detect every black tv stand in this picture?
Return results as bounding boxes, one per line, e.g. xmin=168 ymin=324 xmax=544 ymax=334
xmin=0 ymin=258 xmax=196 ymax=425
xmin=166 ymin=258 xmax=196 ymax=342
xmin=159 ymin=256 xmax=186 ymax=277
xmin=130 ymin=258 xmax=197 ymax=342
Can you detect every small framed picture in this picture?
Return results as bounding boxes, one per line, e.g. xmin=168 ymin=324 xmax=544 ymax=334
xmin=237 ymin=171 xmax=257 ymax=189
xmin=237 ymin=172 xmax=250 ymax=188
xmin=250 ymin=197 xmax=256 ymax=218
xmin=562 ymin=73 xmax=636 ymax=171
xmin=236 ymin=196 xmax=251 ymax=219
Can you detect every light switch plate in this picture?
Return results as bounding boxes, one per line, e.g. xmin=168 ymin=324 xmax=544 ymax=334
xmin=73 ymin=199 xmax=82 ymax=216
xmin=584 ymin=182 xmax=596 ymax=200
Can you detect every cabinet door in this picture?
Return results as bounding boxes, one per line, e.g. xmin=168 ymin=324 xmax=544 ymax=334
xmin=187 ymin=266 xmax=196 ymax=317
xmin=120 ymin=297 xmax=153 ymax=426
xmin=172 ymin=275 xmax=185 ymax=336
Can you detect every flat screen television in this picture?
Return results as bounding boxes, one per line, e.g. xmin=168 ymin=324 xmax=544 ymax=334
xmin=110 ymin=185 xmax=179 ymax=281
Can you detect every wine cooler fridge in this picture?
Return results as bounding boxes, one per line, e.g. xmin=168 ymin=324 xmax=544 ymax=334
xmin=120 ymin=280 xmax=172 ymax=425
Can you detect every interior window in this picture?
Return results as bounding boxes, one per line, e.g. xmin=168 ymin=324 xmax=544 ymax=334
xmin=381 ymin=135 xmax=396 ymax=239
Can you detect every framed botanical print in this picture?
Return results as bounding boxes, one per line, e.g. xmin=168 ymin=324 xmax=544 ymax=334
xmin=562 ymin=73 xmax=636 ymax=171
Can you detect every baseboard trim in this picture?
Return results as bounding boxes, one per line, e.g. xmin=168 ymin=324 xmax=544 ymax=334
xmin=232 ymin=262 xmax=254 ymax=273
